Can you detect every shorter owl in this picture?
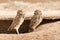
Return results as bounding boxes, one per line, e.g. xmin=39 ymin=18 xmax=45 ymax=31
xmin=8 ymin=10 xmax=25 ymax=34
xmin=29 ymin=10 xmax=43 ymax=32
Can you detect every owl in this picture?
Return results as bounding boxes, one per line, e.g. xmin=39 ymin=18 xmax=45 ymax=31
xmin=8 ymin=10 xmax=25 ymax=34
xmin=29 ymin=10 xmax=43 ymax=32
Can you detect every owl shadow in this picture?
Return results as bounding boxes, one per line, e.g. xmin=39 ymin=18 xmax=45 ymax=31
xmin=7 ymin=20 xmax=30 ymax=34
xmin=19 ymin=20 xmax=30 ymax=33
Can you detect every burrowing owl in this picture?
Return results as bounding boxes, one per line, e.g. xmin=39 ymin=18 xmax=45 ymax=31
xmin=29 ymin=10 xmax=43 ymax=32
xmin=8 ymin=10 xmax=25 ymax=34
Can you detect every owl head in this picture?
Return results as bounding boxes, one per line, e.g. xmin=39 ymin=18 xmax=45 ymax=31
xmin=34 ymin=10 xmax=42 ymax=15
xmin=17 ymin=10 xmax=24 ymax=15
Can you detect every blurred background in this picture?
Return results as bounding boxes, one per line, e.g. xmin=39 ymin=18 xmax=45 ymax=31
xmin=0 ymin=0 xmax=60 ymax=3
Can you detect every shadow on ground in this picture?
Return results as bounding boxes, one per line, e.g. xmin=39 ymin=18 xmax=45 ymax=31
xmin=0 ymin=19 xmax=60 ymax=34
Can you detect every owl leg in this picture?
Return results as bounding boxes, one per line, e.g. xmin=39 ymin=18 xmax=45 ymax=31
xmin=16 ymin=28 xmax=19 ymax=34
xmin=29 ymin=27 xmax=34 ymax=32
xmin=32 ymin=24 xmax=38 ymax=29
xmin=33 ymin=26 xmax=36 ymax=30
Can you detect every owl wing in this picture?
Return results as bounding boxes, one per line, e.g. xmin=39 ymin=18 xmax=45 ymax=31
xmin=30 ymin=15 xmax=37 ymax=27
xmin=8 ymin=15 xmax=21 ymax=31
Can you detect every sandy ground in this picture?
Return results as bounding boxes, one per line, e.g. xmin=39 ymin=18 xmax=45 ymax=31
xmin=0 ymin=20 xmax=60 ymax=40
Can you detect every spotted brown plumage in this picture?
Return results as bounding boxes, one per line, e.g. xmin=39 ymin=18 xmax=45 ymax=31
xmin=29 ymin=10 xmax=43 ymax=32
xmin=8 ymin=10 xmax=25 ymax=34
